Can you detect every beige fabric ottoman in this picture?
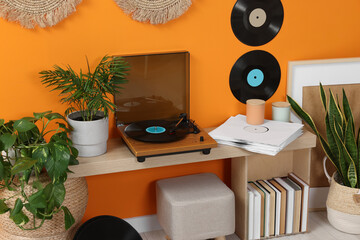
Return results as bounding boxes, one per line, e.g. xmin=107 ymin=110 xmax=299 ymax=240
xmin=156 ymin=173 xmax=235 ymax=240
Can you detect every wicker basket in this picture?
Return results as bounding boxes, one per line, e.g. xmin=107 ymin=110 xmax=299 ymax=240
xmin=0 ymin=176 xmax=88 ymax=239
xmin=324 ymin=157 xmax=360 ymax=234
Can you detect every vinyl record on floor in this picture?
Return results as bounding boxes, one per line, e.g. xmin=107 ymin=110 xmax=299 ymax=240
xmin=231 ymin=0 xmax=284 ymax=46
xmin=73 ymin=215 xmax=142 ymax=240
xmin=125 ymin=119 xmax=189 ymax=143
xmin=229 ymin=50 xmax=281 ymax=104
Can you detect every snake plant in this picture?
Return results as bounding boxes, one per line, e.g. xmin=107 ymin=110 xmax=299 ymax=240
xmin=287 ymin=83 xmax=359 ymax=188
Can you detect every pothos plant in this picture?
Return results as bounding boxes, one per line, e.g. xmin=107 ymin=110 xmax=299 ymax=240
xmin=0 ymin=111 xmax=79 ymax=230
xmin=39 ymin=55 xmax=129 ymax=121
xmin=288 ymin=83 xmax=359 ymax=188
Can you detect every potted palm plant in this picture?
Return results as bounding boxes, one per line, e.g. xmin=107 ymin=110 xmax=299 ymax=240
xmin=288 ymin=83 xmax=360 ymax=234
xmin=0 ymin=111 xmax=88 ymax=239
xmin=40 ymin=55 xmax=129 ymax=157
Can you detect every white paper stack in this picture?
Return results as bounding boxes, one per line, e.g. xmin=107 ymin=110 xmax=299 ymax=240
xmin=209 ymin=114 xmax=303 ymax=156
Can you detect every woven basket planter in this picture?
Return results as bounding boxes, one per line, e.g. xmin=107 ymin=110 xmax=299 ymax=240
xmin=0 ymin=176 xmax=88 ymax=239
xmin=325 ymin=163 xmax=360 ymax=234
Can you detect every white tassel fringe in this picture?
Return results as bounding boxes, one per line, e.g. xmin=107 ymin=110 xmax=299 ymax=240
xmin=0 ymin=0 xmax=82 ymax=29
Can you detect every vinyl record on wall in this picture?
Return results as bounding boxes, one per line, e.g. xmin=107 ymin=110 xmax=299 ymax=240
xmin=229 ymin=50 xmax=281 ymax=104
xmin=230 ymin=0 xmax=284 ymax=46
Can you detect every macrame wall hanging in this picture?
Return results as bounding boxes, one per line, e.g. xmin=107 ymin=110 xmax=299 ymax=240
xmin=114 ymin=0 xmax=192 ymax=24
xmin=0 ymin=0 xmax=82 ymax=29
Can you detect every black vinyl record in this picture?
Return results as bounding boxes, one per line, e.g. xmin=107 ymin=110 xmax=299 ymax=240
xmin=125 ymin=119 xmax=189 ymax=143
xmin=231 ymin=0 xmax=284 ymax=46
xmin=73 ymin=215 xmax=142 ymax=240
xmin=229 ymin=50 xmax=281 ymax=104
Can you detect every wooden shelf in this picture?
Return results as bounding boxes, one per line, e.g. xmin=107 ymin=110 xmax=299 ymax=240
xmin=68 ymin=130 xmax=316 ymax=178
xmin=231 ymin=133 xmax=316 ymax=240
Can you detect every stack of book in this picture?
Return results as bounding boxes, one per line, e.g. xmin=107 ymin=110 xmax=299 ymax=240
xmin=209 ymin=114 xmax=303 ymax=156
xmin=247 ymin=173 xmax=309 ymax=240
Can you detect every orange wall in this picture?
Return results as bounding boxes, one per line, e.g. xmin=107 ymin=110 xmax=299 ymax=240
xmin=1 ymin=0 xmax=360 ymax=219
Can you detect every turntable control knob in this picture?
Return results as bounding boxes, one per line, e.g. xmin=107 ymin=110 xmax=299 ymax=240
xmin=200 ymin=136 xmax=204 ymax=142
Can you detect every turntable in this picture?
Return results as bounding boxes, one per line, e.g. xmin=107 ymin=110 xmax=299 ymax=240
xmin=114 ymin=51 xmax=217 ymax=162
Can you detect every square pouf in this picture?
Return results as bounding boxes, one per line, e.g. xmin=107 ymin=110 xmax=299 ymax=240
xmin=156 ymin=173 xmax=235 ymax=240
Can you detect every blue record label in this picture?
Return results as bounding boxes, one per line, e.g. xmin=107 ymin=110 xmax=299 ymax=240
xmin=146 ymin=126 xmax=166 ymax=134
xmin=247 ymin=69 xmax=264 ymax=87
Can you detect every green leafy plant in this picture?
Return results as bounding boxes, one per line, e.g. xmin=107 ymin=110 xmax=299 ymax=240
xmin=288 ymin=83 xmax=359 ymax=188
xmin=40 ymin=55 xmax=129 ymax=121
xmin=0 ymin=111 xmax=79 ymax=230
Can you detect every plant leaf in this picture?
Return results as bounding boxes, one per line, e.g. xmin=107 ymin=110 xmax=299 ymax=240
xmin=17 ymin=126 xmax=41 ymax=145
xmin=43 ymin=183 xmax=53 ymax=200
xmin=0 ymin=133 xmax=16 ymax=151
xmin=32 ymin=180 xmax=44 ymax=190
xmin=21 ymin=117 xmax=38 ymax=122
xmin=345 ymin=119 xmax=357 ymax=167
xmin=11 ymin=157 xmax=38 ymax=176
xmin=45 ymin=113 xmax=65 ymax=121
xmin=287 ymin=95 xmax=318 ymax=134
xmin=319 ymin=83 xmax=327 ymax=111
xmin=13 ymin=119 xmax=36 ymax=132
xmin=325 ymin=113 xmax=340 ymax=174
xmin=0 ymin=199 xmax=10 ymax=214
xmin=288 ymin=95 xmax=340 ymax=175
xmin=343 ymin=89 xmax=355 ymax=132
xmin=348 ymin=161 xmax=357 ymax=188
xmin=56 ymin=122 xmax=71 ymax=133
xmin=69 ymin=156 xmax=79 ymax=166
xmin=10 ymin=211 xmax=29 ymax=226
xmin=32 ymin=146 xmax=50 ymax=166
xmin=62 ymin=206 xmax=75 ymax=230
xmin=332 ymin=120 xmax=351 ymax=186
xmin=28 ymin=189 xmax=47 ymax=209
xmin=0 ymin=159 xmax=4 ymax=180
xmin=10 ymin=198 xmax=23 ymax=217
xmin=53 ymin=183 xmax=66 ymax=208
xmin=1 ymin=161 xmax=11 ymax=183
xmin=33 ymin=111 xmax=52 ymax=119
xmin=328 ymin=90 xmax=344 ymax=134
xmin=45 ymin=143 xmax=70 ymax=184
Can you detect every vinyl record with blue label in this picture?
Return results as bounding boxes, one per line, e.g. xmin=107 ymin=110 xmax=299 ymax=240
xmin=231 ymin=0 xmax=284 ymax=46
xmin=125 ymin=119 xmax=189 ymax=143
xmin=229 ymin=50 xmax=281 ymax=104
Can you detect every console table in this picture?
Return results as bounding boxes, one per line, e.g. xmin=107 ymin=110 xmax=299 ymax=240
xmin=68 ymin=130 xmax=316 ymax=240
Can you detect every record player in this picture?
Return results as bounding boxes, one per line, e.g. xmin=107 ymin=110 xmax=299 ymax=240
xmin=114 ymin=51 xmax=217 ymax=162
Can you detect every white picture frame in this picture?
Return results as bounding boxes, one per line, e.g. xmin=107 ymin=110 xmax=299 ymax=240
xmin=287 ymin=57 xmax=360 ymax=123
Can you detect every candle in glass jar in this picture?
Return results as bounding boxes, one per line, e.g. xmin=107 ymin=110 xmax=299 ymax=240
xmin=272 ymin=102 xmax=290 ymax=122
xmin=246 ymin=99 xmax=265 ymax=125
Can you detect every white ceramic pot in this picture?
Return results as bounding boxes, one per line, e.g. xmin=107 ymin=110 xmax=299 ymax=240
xmin=323 ymin=156 xmax=360 ymax=234
xmin=67 ymin=111 xmax=109 ymax=157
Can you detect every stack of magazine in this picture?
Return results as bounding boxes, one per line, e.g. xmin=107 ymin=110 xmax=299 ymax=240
xmin=209 ymin=114 xmax=303 ymax=156
xmin=247 ymin=173 xmax=310 ymax=240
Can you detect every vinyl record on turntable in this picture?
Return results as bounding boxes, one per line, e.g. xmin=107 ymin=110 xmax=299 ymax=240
xmin=229 ymin=50 xmax=281 ymax=104
xmin=231 ymin=0 xmax=284 ymax=46
xmin=125 ymin=120 xmax=189 ymax=143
